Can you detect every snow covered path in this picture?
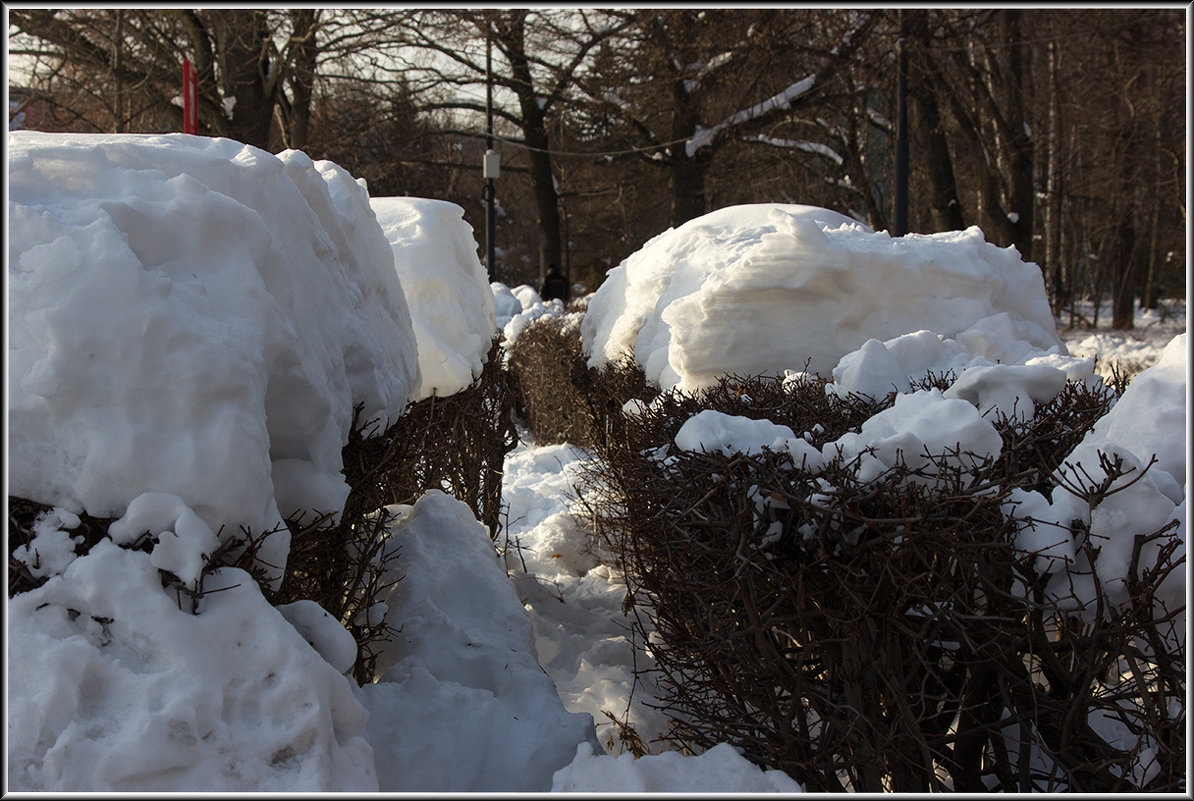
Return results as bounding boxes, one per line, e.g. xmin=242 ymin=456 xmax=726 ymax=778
xmin=499 ymin=437 xmax=672 ymax=754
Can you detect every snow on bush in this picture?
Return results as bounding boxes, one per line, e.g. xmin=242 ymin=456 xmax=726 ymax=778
xmin=371 ymin=197 xmax=496 ymax=399
xmin=582 ymin=202 xmax=1067 ymax=391
xmin=7 ymin=540 xmax=377 ymax=792
xmin=1005 ymin=333 xmax=1187 ymax=617
xmin=357 ymin=491 xmax=601 ymax=792
xmin=8 ymin=132 xmax=420 ymax=587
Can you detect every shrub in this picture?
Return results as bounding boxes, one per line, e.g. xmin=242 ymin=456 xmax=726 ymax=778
xmin=580 ymin=372 xmax=1184 ymax=792
xmin=504 ymin=313 xmax=602 ymax=447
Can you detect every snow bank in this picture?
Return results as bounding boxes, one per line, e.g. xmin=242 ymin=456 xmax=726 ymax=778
xmin=582 ymin=203 xmax=1064 ymax=391
xmin=553 ymin=742 xmax=803 ymax=792
xmin=8 ymin=132 xmax=419 ymax=585
xmin=358 ymin=491 xmax=601 ymax=792
xmin=371 ymin=197 xmax=495 ymax=399
xmin=8 ymin=540 xmax=376 ymax=792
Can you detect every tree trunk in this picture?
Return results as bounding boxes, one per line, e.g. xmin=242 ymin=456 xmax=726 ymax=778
xmin=670 ymin=152 xmax=711 ymax=227
xmin=501 ymin=12 xmax=563 ymax=278
xmin=1002 ymin=10 xmax=1034 ymax=261
xmin=667 ymin=64 xmax=709 ymax=227
xmin=287 ymin=9 xmax=318 ymax=150
xmin=217 ymin=10 xmax=275 ymax=149
xmin=908 ymin=16 xmax=965 ymax=235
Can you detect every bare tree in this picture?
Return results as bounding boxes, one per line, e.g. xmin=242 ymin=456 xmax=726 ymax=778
xmin=572 ymin=9 xmax=877 ymax=227
xmin=9 ymin=9 xmax=379 ymax=150
xmin=360 ymin=9 xmax=628 ymax=282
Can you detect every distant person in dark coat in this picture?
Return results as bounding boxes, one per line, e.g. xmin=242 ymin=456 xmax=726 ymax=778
xmin=540 ymin=263 xmax=570 ymax=303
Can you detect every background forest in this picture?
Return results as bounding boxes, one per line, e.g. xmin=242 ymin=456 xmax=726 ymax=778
xmin=9 ymin=7 xmax=1186 ymax=327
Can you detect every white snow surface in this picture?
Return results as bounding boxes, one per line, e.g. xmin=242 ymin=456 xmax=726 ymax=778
xmin=371 ymin=196 xmax=495 ymax=400
xmin=582 ymin=202 xmax=1066 ymax=392
xmin=8 ymin=131 xmax=420 ymax=586
xmin=7 ymin=133 xmax=1186 ymax=792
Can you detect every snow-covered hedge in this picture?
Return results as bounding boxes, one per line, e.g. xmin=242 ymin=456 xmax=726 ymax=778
xmin=8 ymin=132 xmax=420 ymax=586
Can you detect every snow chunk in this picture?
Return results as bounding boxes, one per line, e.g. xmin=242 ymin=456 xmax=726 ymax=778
xmin=943 ymin=362 xmax=1068 ymax=418
xmin=828 ymin=389 xmax=1003 ymax=483
xmin=582 ymin=204 xmax=1062 ymax=392
xmin=277 ymin=600 xmax=358 ymax=675
xmin=1005 ymin=337 xmax=1186 ymax=616
xmin=512 ymin=282 xmax=542 ymax=310
xmin=371 ymin=197 xmax=496 ymax=399
xmin=491 ymin=281 xmax=524 ymax=329
xmin=675 ymin=409 xmax=825 ymax=470
xmin=11 ymin=507 xmax=84 ymax=579
xmin=1088 ymin=333 xmax=1186 ymax=491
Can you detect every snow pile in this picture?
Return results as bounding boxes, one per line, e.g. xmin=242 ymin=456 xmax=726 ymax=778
xmin=371 ymin=197 xmax=496 ymax=399
xmin=7 ymin=540 xmax=377 ymax=792
xmin=8 ymin=131 xmax=420 ymax=585
xmin=358 ymin=491 xmax=601 ymax=792
xmin=582 ymin=203 xmax=1066 ymax=392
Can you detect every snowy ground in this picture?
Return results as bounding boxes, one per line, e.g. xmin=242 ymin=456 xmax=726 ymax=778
xmin=1059 ymin=298 xmax=1188 ymax=380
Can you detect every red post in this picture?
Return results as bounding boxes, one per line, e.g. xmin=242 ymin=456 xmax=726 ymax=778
xmin=182 ymin=59 xmax=197 ymax=134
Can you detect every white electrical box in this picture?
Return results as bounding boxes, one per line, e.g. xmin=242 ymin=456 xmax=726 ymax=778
xmin=483 ymin=149 xmax=500 ymax=179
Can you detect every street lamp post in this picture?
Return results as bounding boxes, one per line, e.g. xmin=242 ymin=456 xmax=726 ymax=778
xmin=484 ymin=26 xmax=499 ymax=282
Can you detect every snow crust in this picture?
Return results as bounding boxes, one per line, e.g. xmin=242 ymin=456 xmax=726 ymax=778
xmin=582 ymin=202 xmax=1065 ymax=392
xmin=371 ymin=196 xmax=495 ymax=399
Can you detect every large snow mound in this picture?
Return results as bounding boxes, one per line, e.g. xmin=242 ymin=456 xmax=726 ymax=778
xmin=8 ymin=131 xmax=420 ymax=584
xmin=371 ymin=197 xmax=495 ymax=399
xmin=582 ymin=203 xmax=1065 ymax=391
xmin=7 ymin=540 xmax=377 ymax=792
